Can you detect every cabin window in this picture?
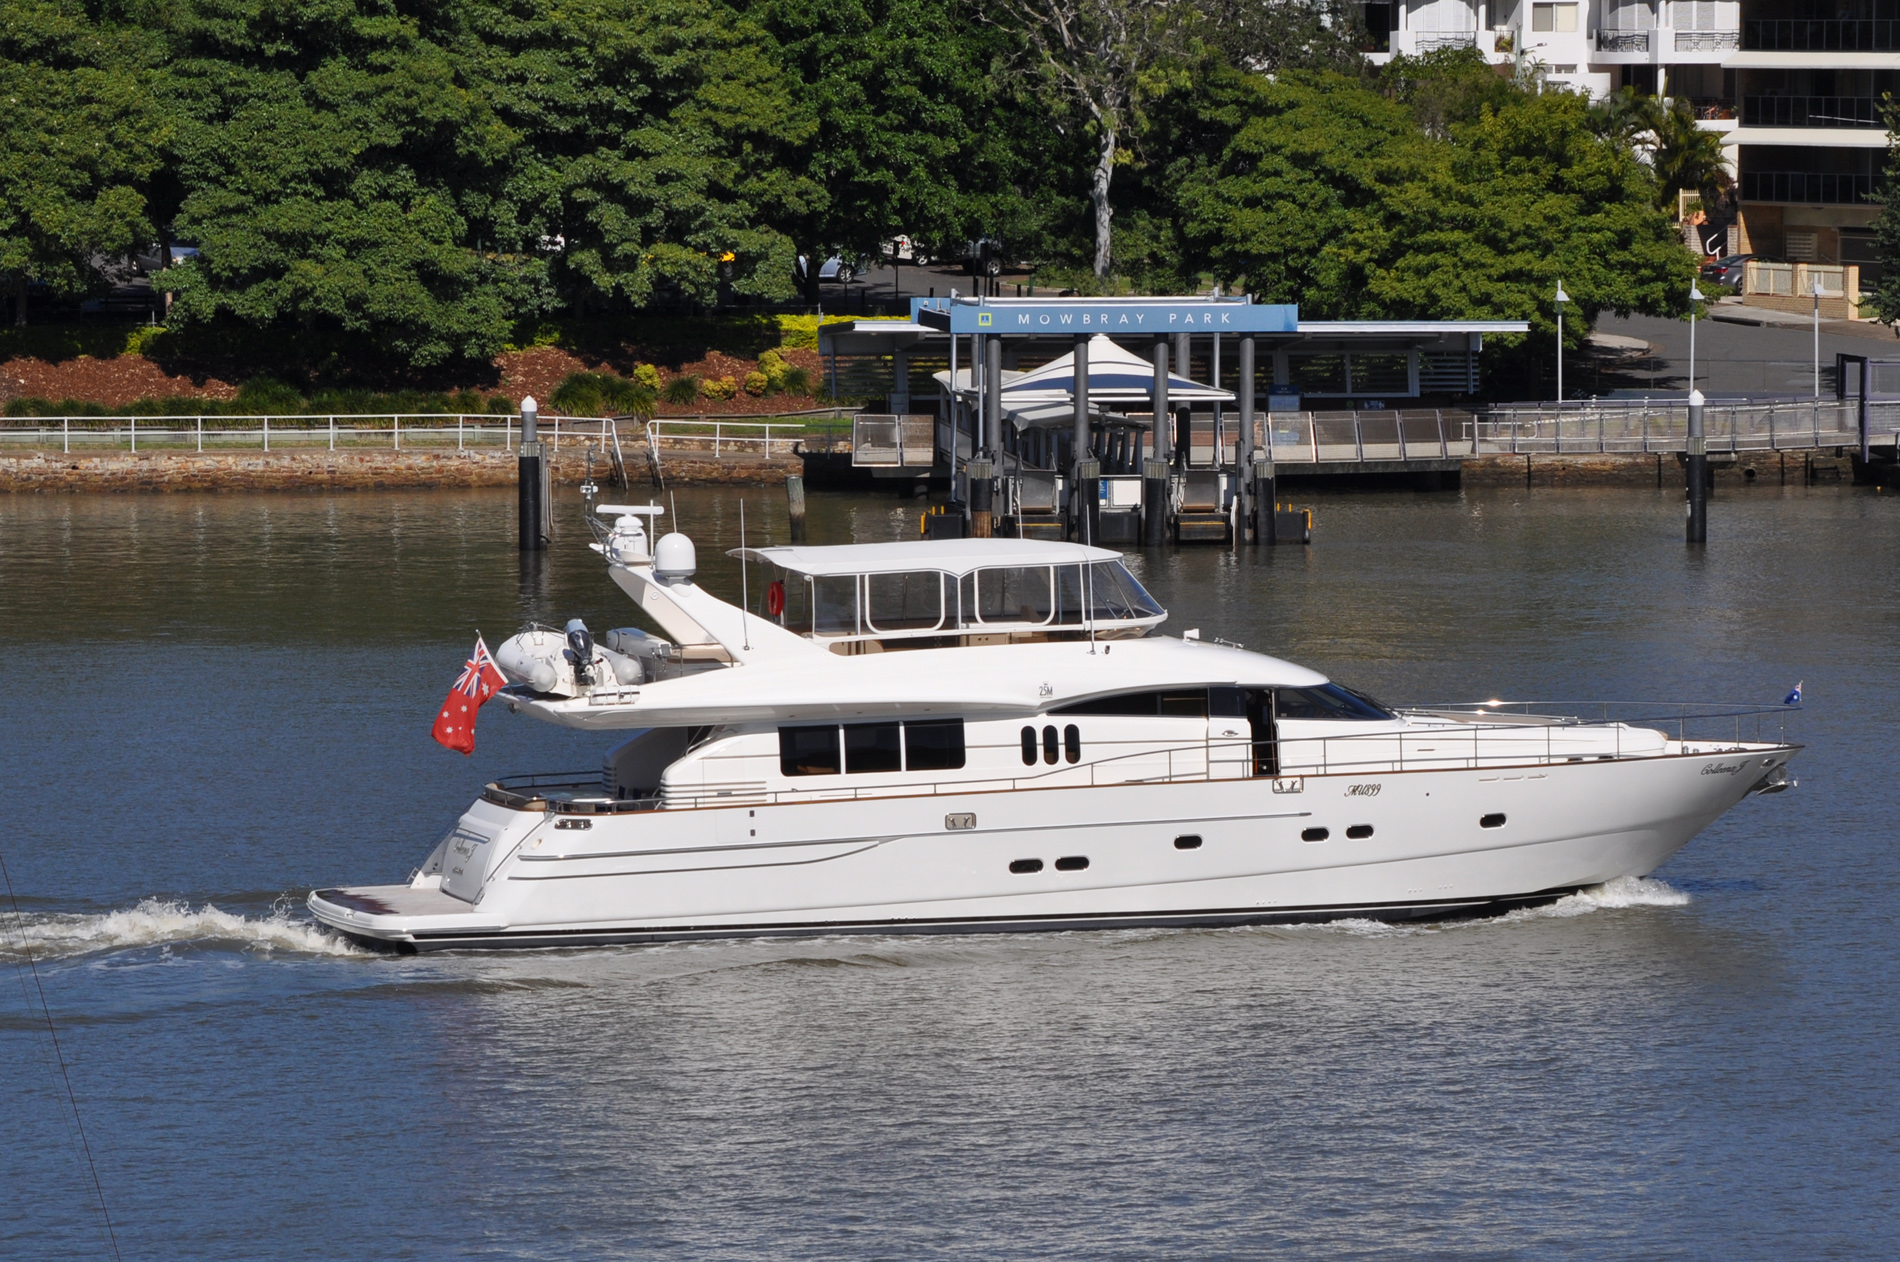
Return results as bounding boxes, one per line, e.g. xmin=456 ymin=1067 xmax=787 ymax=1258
xmin=779 ymin=725 xmax=842 ymax=776
xmin=1021 ymin=726 xmax=1037 ymax=765
xmin=1209 ymin=687 xmax=1247 ymax=717
xmin=1274 ymin=683 xmax=1394 ymax=721
xmin=844 ymin=722 xmax=902 ymax=774
xmin=865 ymin=570 xmax=945 ymax=632
xmin=1052 ymin=688 xmax=1210 ymax=717
xmin=905 ymin=719 xmax=966 ymax=771
xmin=971 ymin=565 xmax=1054 ymax=625
xmin=1042 ymin=725 xmax=1059 ymax=765
xmin=811 ymin=575 xmax=859 ymax=636
xmin=1064 ymin=724 xmax=1080 ymax=763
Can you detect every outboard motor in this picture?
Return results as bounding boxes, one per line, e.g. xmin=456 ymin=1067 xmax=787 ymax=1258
xmin=565 ymin=618 xmax=596 ymax=687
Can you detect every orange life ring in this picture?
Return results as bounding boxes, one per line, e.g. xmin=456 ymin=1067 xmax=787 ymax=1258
xmin=766 ymin=580 xmax=785 ymax=617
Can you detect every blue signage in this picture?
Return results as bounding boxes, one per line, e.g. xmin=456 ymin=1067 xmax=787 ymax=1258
xmin=943 ymin=300 xmax=1297 ymax=335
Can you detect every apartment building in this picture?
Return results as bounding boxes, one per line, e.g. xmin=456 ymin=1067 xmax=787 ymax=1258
xmin=1360 ymin=1 xmax=1894 ymax=281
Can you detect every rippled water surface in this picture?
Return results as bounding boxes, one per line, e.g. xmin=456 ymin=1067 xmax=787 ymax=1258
xmin=2 ymin=482 xmax=1896 ymax=1259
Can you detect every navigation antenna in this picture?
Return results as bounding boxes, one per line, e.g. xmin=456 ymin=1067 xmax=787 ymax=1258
xmin=739 ymin=499 xmax=752 ymax=651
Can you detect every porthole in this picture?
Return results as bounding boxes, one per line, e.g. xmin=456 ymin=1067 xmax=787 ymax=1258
xmin=1301 ymin=827 xmax=1329 ymax=842
xmin=1346 ymin=824 xmax=1374 ymax=840
xmin=1042 ymin=725 xmax=1059 ymax=765
xmin=1174 ymin=834 xmax=1203 ymax=850
xmin=1009 ymin=858 xmax=1043 ymax=874
xmin=1054 ymin=855 xmax=1089 ymax=871
xmin=1020 ymin=726 xmax=1037 ymax=766
xmin=1480 ymin=813 xmax=1506 ymax=829
xmin=1064 ymin=724 xmax=1081 ymax=764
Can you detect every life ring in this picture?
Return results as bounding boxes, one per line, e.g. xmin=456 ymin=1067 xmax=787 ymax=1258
xmin=766 ymin=580 xmax=785 ymax=617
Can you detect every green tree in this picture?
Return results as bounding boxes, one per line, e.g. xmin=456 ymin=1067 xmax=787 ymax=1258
xmin=1164 ymin=68 xmax=1692 ymax=384
xmin=0 ymin=1 xmax=166 ymax=325
xmin=157 ymin=0 xmax=809 ymax=367
xmin=741 ymin=0 xmax=997 ymax=305
xmin=473 ymin=0 xmax=817 ymax=313
xmin=1867 ymin=95 xmax=1900 ymax=325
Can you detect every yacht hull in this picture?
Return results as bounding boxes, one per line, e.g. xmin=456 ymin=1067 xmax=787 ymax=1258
xmin=310 ymin=744 xmax=1795 ymax=950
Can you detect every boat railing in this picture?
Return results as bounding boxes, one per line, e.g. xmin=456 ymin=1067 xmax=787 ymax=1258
xmin=642 ymin=704 xmax=1799 ymax=811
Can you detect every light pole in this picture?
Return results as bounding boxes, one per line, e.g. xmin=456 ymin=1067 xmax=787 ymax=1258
xmin=1554 ymin=281 xmax=1570 ymax=404
xmin=1811 ymin=276 xmax=1826 ymax=398
xmin=1688 ymin=282 xmax=1704 ymax=396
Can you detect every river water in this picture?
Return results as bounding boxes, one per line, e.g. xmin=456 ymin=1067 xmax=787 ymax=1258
xmin=2 ymin=482 xmax=1895 ymax=1259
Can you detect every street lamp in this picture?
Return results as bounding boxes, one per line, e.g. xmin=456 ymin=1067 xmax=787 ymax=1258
xmin=1811 ymin=276 xmax=1826 ymax=399
xmin=1688 ymin=281 xmax=1704 ymax=397
xmin=1554 ymin=280 xmax=1570 ymax=404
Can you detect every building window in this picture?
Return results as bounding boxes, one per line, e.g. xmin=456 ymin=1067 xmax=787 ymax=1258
xmin=1531 ymin=2 xmax=1577 ymax=31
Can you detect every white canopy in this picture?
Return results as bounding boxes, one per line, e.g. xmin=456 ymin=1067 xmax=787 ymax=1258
xmin=1005 ymin=335 xmax=1233 ymax=405
xmin=730 ymin=538 xmax=1123 ymax=578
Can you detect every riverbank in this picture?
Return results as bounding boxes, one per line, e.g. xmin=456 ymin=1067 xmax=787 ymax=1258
xmin=2 ymin=448 xmax=1860 ymax=493
xmin=0 ymin=447 xmax=800 ymax=492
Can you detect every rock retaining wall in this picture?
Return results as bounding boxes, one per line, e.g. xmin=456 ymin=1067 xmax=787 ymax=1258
xmin=0 ymin=447 xmax=799 ymax=492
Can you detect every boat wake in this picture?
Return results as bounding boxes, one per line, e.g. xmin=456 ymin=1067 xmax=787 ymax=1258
xmin=1309 ymin=876 xmax=1691 ymax=937
xmin=0 ymin=898 xmax=367 ymax=962
xmin=1528 ymin=875 xmax=1692 ymax=918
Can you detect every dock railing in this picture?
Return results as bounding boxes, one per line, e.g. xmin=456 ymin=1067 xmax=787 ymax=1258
xmin=0 ymin=410 xmax=833 ymax=458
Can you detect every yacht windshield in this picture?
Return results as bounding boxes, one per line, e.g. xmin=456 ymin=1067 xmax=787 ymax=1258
xmin=1275 ymin=683 xmax=1394 ymax=721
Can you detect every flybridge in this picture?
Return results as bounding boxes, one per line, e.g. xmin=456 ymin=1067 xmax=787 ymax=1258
xmin=917 ymin=295 xmax=1299 ymax=335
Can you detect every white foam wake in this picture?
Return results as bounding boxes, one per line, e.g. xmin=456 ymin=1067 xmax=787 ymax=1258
xmin=0 ymin=898 xmax=365 ymax=961
xmin=1527 ymin=875 xmax=1692 ymax=919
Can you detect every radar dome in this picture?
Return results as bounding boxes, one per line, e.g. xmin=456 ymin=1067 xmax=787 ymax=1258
xmin=653 ymin=532 xmax=697 ymax=583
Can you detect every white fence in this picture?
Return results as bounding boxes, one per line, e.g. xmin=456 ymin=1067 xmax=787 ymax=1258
xmin=0 ymin=411 xmax=831 ymax=457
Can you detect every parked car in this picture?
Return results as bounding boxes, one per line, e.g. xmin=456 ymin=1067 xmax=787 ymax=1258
xmin=794 ymin=255 xmax=856 ymax=285
xmin=1700 ymin=253 xmax=1778 ymax=288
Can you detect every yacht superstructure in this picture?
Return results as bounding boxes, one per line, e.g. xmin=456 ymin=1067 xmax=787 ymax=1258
xmin=309 ymin=508 xmax=1798 ymax=949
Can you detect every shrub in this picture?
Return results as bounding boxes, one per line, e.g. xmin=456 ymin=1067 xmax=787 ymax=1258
xmin=550 ymin=371 xmax=656 ymax=418
xmin=778 ymin=366 xmax=812 ymax=396
xmin=702 ymin=376 xmax=739 ymax=400
xmin=742 ymin=371 xmax=769 ymax=396
xmin=235 ymin=376 xmax=304 ymax=414
xmin=633 ymin=363 xmax=660 ymax=390
xmin=662 ymin=375 xmax=702 ymax=405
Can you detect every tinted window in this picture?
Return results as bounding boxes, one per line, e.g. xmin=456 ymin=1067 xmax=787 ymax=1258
xmin=1275 ymin=683 xmax=1393 ymax=721
xmin=1208 ymin=687 xmax=1247 ymax=717
xmin=905 ymin=719 xmax=965 ymax=771
xmin=1053 ymin=688 xmax=1209 ymax=717
xmin=844 ymin=722 xmax=902 ymax=773
xmin=780 ymin=725 xmax=841 ymax=776
xmin=1020 ymin=726 xmax=1037 ymax=766
xmin=1063 ymin=724 xmax=1080 ymax=763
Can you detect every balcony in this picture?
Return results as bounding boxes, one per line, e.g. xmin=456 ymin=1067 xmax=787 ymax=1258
xmin=1414 ymin=31 xmax=1478 ymax=51
xmin=1740 ymin=171 xmax=1879 ymax=205
xmin=1745 ymin=19 xmax=1900 ymax=52
xmin=1743 ymin=95 xmax=1883 ymax=129
xmin=1596 ymin=29 xmax=1650 ymax=53
xmin=1675 ymin=30 xmax=1739 ymax=52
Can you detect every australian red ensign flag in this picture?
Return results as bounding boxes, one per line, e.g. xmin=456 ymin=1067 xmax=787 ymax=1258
xmin=432 ymin=635 xmax=508 ymax=755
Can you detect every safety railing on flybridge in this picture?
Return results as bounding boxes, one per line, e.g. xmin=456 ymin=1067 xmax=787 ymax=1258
xmin=478 ymin=701 xmax=1798 ymax=814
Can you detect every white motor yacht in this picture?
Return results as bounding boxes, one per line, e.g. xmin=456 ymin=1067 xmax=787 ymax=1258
xmin=310 ymin=506 xmax=1799 ymax=949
